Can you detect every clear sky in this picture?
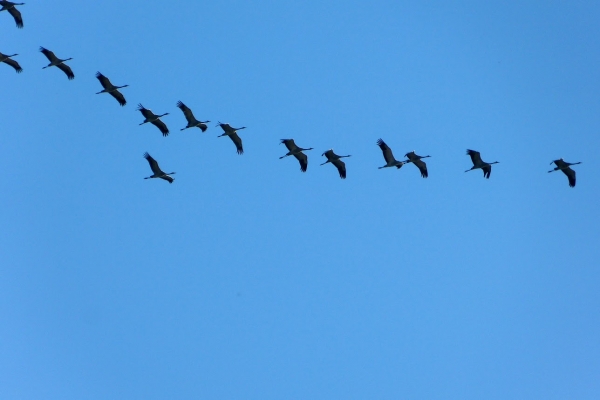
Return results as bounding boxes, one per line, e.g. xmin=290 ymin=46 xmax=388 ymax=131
xmin=2 ymin=1 xmax=600 ymax=398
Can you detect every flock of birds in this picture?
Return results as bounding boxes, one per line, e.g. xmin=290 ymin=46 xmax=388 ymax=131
xmin=1 ymin=2 xmax=583 ymax=187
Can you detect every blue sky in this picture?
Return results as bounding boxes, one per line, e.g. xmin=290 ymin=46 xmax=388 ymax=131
xmin=2 ymin=1 xmax=600 ymax=398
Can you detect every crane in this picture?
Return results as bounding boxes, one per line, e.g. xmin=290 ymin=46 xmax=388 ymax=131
xmin=465 ymin=149 xmax=499 ymax=179
xmin=377 ymin=139 xmax=405 ymax=169
xmin=95 ymin=72 xmax=128 ymax=106
xmin=138 ymin=104 xmax=169 ymax=136
xmin=143 ymin=152 xmax=175 ymax=183
xmin=176 ymin=101 xmax=209 ymax=132
xmin=548 ymin=158 xmax=581 ymax=188
xmin=216 ymin=122 xmax=246 ymax=154
xmin=404 ymin=151 xmax=430 ymax=178
xmin=280 ymin=139 xmax=313 ymax=172
xmin=321 ymin=149 xmax=350 ymax=179
xmin=0 ymin=1 xmax=23 ymax=28
xmin=0 ymin=51 xmax=22 ymax=73
xmin=39 ymin=47 xmax=74 ymax=80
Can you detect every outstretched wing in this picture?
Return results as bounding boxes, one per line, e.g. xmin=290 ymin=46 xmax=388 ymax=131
xmin=39 ymin=47 xmax=57 ymax=63
xmin=281 ymin=138 xmax=297 ymax=152
xmin=412 ymin=159 xmax=428 ymax=178
xmin=8 ymin=6 xmax=23 ymax=28
xmin=294 ymin=152 xmax=308 ymax=172
xmin=143 ymin=152 xmax=162 ymax=174
xmin=561 ymin=167 xmax=576 ymax=187
xmin=482 ymin=165 xmax=491 ymax=179
xmin=95 ymin=72 xmax=112 ymax=89
xmin=176 ymin=101 xmax=197 ymax=124
xmin=109 ymin=89 xmax=126 ymax=106
xmin=57 ymin=62 xmax=74 ymax=80
xmin=377 ymin=138 xmax=396 ymax=164
xmin=229 ymin=132 xmax=244 ymax=154
xmin=466 ymin=149 xmax=483 ymax=166
xmin=151 ymin=119 xmax=169 ymax=136
xmin=3 ymin=57 xmax=22 ymax=73
xmin=137 ymin=104 xmax=154 ymax=119
xmin=333 ymin=159 xmax=346 ymax=179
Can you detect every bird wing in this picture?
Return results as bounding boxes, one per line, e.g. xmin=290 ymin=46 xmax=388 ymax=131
xmin=283 ymin=139 xmax=299 ymax=152
xmin=333 ymin=159 xmax=346 ymax=179
xmin=3 ymin=57 xmax=22 ymax=73
xmin=229 ymin=132 xmax=244 ymax=154
xmin=137 ymin=104 xmax=154 ymax=119
xmin=8 ymin=6 xmax=22 ymax=28
xmin=322 ymin=149 xmax=334 ymax=159
xmin=109 ymin=89 xmax=126 ymax=106
xmin=412 ymin=159 xmax=428 ymax=178
xmin=39 ymin=47 xmax=57 ymax=62
xmin=294 ymin=152 xmax=308 ymax=172
xmin=176 ymin=101 xmax=197 ymax=124
xmin=561 ymin=167 xmax=576 ymax=187
xmin=377 ymin=139 xmax=396 ymax=164
xmin=57 ymin=62 xmax=74 ymax=80
xmin=95 ymin=72 xmax=112 ymax=89
xmin=482 ymin=164 xmax=491 ymax=179
xmin=404 ymin=151 xmax=416 ymax=160
xmin=466 ymin=149 xmax=483 ymax=166
xmin=144 ymin=152 xmax=163 ymax=175
xmin=159 ymin=175 xmax=174 ymax=184
xmin=151 ymin=119 xmax=169 ymax=136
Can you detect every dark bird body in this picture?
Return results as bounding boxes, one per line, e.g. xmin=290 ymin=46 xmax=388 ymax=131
xmin=548 ymin=158 xmax=581 ymax=187
xmin=465 ymin=149 xmax=499 ymax=179
xmin=177 ymin=101 xmax=209 ymax=132
xmin=404 ymin=151 xmax=430 ymax=178
xmin=0 ymin=1 xmax=24 ymax=28
xmin=40 ymin=47 xmax=74 ymax=80
xmin=143 ymin=152 xmax=175 ymax=183
xmin=138 ymin=104 xmax=169 ymax=136
xmin=377 ymin=139 xmax=405 ymax=169
xmin=321 ymin=149 xmax=350 ymax=179
xmin=0 ymin=51 xmax=22 ymax=73
xmin=217 ymin=122 xmax=246 ymax=154
xmin=95 ymin=72 xmax=128 ymax=106
xmin=280 ymin=139 xmax=313 ymax=172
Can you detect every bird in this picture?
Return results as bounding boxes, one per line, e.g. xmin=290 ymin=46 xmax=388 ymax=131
xmin=321 ymin=149 xmax=350 ymax=179
xmin=143 ymin=152 xmax=175 ymax=183
xmin=404 ymin=151 xmax=431 ymax=178
xmin=176 ymin=101 xmax=209 ymax=132
xmin=95 ymin=72 xmax=128 ymax=106
xmin=465 ymin=149 xmax=499 ymax=178
xmin=39 ymin=47 xmax=74 ymax=80
xmin=377 ymin=139 xmax=406 ymax=169
xmin=0 ymin=51 xmax=22 ymax=73
xmin=216 ymin=122 xmax=246 ymax=154
xmin=0 ymin=1 xmax=23 ymax=28
xmin=137 ymin=104 xmax=169 ymax=136
xmin=280 ymin=139 xmax=313 ymax=172
xmin=548 ymin=158 xmax=581 ymax=188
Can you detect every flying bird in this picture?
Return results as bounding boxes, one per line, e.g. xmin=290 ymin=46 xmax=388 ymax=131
xmin=377 ymin=139 xmax=405 ymax=169
xmin=404 ymin=151 xmax=431 ymax=178
xmin=143 ymin=152 xmax=175 ymax=183
xmin=39 ymin=47 xmax=74 ymax=80
xmin=217 ymin=122 xmax=246 ymax=154
xmin=280 ymin=139 xmax=313 ymax=172
xmin=548 ymin=158 xmax=581 ymax=188
xmin=321 ymin=149 xmax=350 ymax=179
xmin=0 ymin=51 xmax=22 ymax=73
xmin=0 ymin=1 xmax=24 ymax=28
xmin=176 ymin=101 xmax=209 ymax=132
xmin=138 ymin=104 xmax=169 ymax=136
xmin=465 ymin=149 xmax=499 ymax=179
xmin=95 ymin=72 xmax=128 ymax=106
